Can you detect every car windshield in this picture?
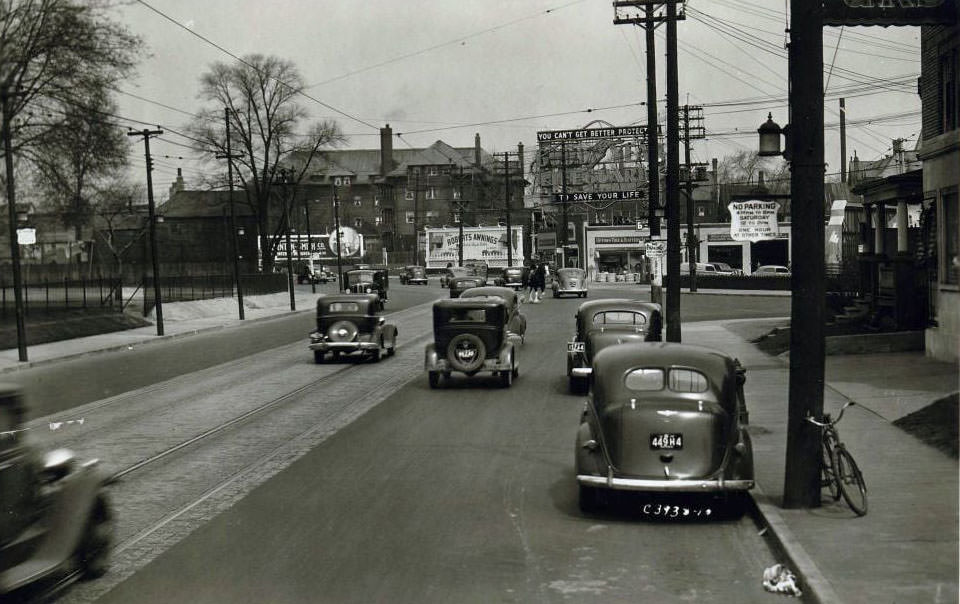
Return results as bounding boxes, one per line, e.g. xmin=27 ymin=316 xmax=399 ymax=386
xmin=592 ymin=311 xmax=647 ymax=326
xmin=410 ymin=267 xmax=425 ymax=276
xmin=351 ymin=270 xmax=376 ymax=281
xmin=714 ymin=263 xmax=733 ymax=271
xmin=327 ymin=302 xmax=360 ymax=313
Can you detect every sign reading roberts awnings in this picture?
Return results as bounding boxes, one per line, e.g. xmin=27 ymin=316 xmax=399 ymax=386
xmin=822 ymin=0 xmax=957 ymax=26
xmin=728 ymin=201 xmax=780 ymax=242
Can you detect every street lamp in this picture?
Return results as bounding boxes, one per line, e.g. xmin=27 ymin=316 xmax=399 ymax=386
xmin=758 ymin=113 xmax=791 ymax=160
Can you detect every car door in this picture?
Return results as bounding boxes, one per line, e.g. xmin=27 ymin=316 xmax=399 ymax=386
xmin=0 ymin=403 xmax=37 ymax=548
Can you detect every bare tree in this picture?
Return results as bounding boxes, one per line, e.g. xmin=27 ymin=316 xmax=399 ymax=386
xmin=716 ymin=149 xmax=789 ymax=189
xmin=186 ymin=54 xmax=344 ymax=272
xmin=92 ymin=177 xmax=146 ymax=279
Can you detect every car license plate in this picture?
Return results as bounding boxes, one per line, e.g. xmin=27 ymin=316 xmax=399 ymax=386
xmin=641 ymin=502 xmax=712 ymax=519
xmin=567 ymin=342 xmax=584 ymax=353
xmin=650 ymin=433 xmax=683 ymax=450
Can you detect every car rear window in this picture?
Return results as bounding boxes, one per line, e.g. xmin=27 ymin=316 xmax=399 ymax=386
xmin=624 ymin=368 xmax=710 ymax=393
xmin=593 ymin=311 xmax=646 ymax=326
xmin=328 ymin=302 xmax=360 ymax=312
xmin=449 ymin=309 xmax=486 ymax=322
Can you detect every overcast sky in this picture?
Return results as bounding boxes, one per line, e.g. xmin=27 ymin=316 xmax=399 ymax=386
xmin=115 ymin=0 xmax=922 ymax=196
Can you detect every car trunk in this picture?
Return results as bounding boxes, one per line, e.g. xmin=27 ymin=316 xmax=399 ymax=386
xmin=602 ymin=397 xmax=730 ymax=479
xmin=586 ymin=331 xmax=648 ymax=362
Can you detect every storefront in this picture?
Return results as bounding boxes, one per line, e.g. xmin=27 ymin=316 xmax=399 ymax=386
xmin=696 ymin=223 xmax=792 ymax=274
xmin=583 ymin=224 xmax=651 ymax=281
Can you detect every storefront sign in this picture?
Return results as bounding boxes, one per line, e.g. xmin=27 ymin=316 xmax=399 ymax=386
xmin=553 ymin=190 xmax=644 ymax=203
xmin=645 ymin=241 xmax=666 ymax=258
xmin=708 ymin=232 xmax=789 ymax=242
xmin=274 ymin=233 xmax=366 ymax=262
xmin=537 ymin=126 xmax=648 ymax=142
xmin=425 ymin=225 xmax=523 ymax=268
xmin=823 ymin=0 xmax=957 ymax=26
xmin=596 ymin=236 xmax=643 ymax=245
xmin=728 ymin=201 xmax=781 ymax=242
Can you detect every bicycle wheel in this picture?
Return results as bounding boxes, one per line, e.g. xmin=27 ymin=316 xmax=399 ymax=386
xmin=835 ymin=445 xmax=868 ymax=516
xmin=820 ymin=431 xmax=841 ymax=501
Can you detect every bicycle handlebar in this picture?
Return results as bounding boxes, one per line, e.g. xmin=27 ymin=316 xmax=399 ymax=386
xmin=806 ymin=400 xmax=856 ymax=427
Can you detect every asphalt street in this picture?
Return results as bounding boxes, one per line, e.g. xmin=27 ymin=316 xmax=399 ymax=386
xmin=56 ymin=285 xmax=794 ymax=604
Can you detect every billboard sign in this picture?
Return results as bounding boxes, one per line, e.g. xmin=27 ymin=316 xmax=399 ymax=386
xmin=823 ymin=0 xmax=957 ymax=26
xmin=273 ymin=232 xmax=365 ymax=264
xmin=728 ymin=201 xmax=781 ymax=242
xmin=536 ymin=126 xmax=648 ymax=142
xmin=553 ymin=190 xmax=644 ymax=203
xmin=425 ymin=226 xmax=523 ymax=269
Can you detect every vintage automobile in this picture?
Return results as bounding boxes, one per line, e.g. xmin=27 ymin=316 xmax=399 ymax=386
xmin=297 ymin=267 xmax=337 ymax=285
xmin=308 ymin=293 xmax=398 ymax=363
xmin=494 ymin=266 xmax=529 ymax=290
xmin=710 ymin=262 xmax=743 ymax=276
xmin=440 ymin=266 xmax=470 ymax=288
xmin=574 ymin=342 xmax=754 ymax=514
xmin=343 ymin=268 xmax=389 ymax=309
xmin=399 ymin=265 xmax=428 ymax=285
xmin=552 ymin=267 xmax=589 ymax=298
xmin=0 ymin=384 xmax=113 ymax=599
xmin=754 ymin=264 xmax=791 ymax=277
xmin=459 ymin=286 xmax=527 ymax=344
xmin=424 ymin=298 xmax=519 ymax=388
xmin=567 ymin=299 xmax=662 ymax=393
xmin=449 ymin=274 xmax=485 ymax=298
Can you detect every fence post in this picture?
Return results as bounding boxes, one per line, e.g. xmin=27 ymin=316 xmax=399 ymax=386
xmin=82 ymin=277 xmax=87 ymax=309
xmin=63 ymin=277 xmax=68 ymax=310
xmin=45 ymin=278 xmax=49 ymax=313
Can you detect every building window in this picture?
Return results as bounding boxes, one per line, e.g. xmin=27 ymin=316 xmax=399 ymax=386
xmin=353 ymin=197 xmax=362 ymax=207
xmin=405 ymin=189 xmax=414 ymax=201
xmin=453 ymin=190 xmax=461 ymax=199
xmin=940 ymin=48 xmax=958 ymax=134
xmin=405 ymin=211 xmax=415 ymax=224
xmin=697 ymin=206 xmax=705 ymax=217
xmin=426 ymin=187 xmax=437 ymax=200
xmin=354 ymin=218 xmax=363 ymax=228
xmin=942 ymin=189 xmax=958 ymax=285
xmin=411 ymin=167 xmax=420 ymax=176
xmin=428 ymin=166 xmax=438 ymax=176
xmin=375 ymin=215 xmax=383 ymax=226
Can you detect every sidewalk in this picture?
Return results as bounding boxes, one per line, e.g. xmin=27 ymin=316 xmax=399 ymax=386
xmin=0 ymin=290 xmax=957 ymax=603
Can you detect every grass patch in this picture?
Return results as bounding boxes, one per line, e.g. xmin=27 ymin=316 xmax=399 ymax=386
xmin=893 ymin=393 xmax=959 ymax=458
xmin=0 ymin=310 xmax=151 ymax=349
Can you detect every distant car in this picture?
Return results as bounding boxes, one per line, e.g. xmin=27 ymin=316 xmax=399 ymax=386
xmin=343 ymin=268 xmax=389 ymax=309
xmin=575 ymin=342 xmax=754 ymax=514
xmin=440 ymin=266 xmax=472 ymax=288
xmin=0 ymin=384 xmax=114 ymax=599
xmin=297 ymin=268 xmax=336 ymax=284
xmin=552 ymin=267 xmax=589 ymax=298
xmin=425 ymin=298 xmax=519 ymax=389
xmin=459 ymin=286 xmax=527 ymax=344
xmin=494 ymin=266 xmax=529 ymax=290
xmin=710 ymin=262 xmax=743 ymax=276
xmin=754 ymin=265 xmax=791 ymax=276
xmin=449 ymin=275 xmax=484 ymax=298
xmin=567 ymin=299 xmax=662 ymax=393
xmin=308 ymin=293 xmax=397 ymax=363
xmin=399 ymin=265 xmax=428 ymax=285
xmin=679 ymin=262 xmax=718 ymax=275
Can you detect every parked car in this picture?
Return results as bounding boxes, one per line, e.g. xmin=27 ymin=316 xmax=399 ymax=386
xmin=399 ymin=265 xmax=428 ymax=285
xmin=710 ymin=262 xmax=743 ymax=276
xmin=567 ymin=299 xmax=662 ymax=393
xmin=494 ymin=266 xmax=529 ymax=290
xmin=308 ymin=293 xmax=397 ymax=363
xmin=343 ymin=268 xmax=389 ymax=309
xmin=679 ymin=262 xmax=718 ymax=275
xmin=552 ymin=267 xmax=589 ymax=298
xmin=459 ymin=286 xmax=527 ymax=344
xmin=424 ymin=298 xmax=519 ymax=388
xmin=449 ymin=274 xmax=485 ymax=298
xmin=574 ymin=342 xmax=754 ymax=514
xmin=754 ymin=265 xmax=791 ymax=276
xmin=297 ymin=267 xmax=337 ymax=284
xmin=0 ymin=384 xmax=114 ymax=599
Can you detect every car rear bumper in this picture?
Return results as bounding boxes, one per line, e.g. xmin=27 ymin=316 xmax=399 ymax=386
xmin=309 ymin=341 xmax=379 ymax=353
xmin=555 ymin=288 xmax=587 ymax=295
xmin=407 ymin=278 xmax=428 ymax=284
xmin=577 ymin=474 xmax=753 ymax=492
xmin=425 ymin=357 xmax=512 ymax=374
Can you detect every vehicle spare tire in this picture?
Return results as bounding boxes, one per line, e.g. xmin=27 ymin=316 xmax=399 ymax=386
xmin=446 ymin=333 xmax=486 ymax=373
xmin=327 ymin=320 xmax=359 ymax=342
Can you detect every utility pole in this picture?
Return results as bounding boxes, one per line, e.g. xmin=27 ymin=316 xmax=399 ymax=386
xmin=217 ymin=108 xmax=244 ymax=320
xmin=304 ymin=201 xmax=315 ymax=294
xmin=275 ymin=169 xmax=295 ymax=311
xmin=560 ymin=142 xmax=568 ymax=267
xmin=495 ymin=149 xmax=523 ymax=267
xmin=783 ymin=0 xmax=826 ymax=509
xmin=840 ymin=98 xmax=847 ymax=183
xmin=332 ymin=183 xmax=344 ymax=290
xmin=681 ymin=103 xmax=705 ymax=292
xmin=457 ymin=166 xmax=465 ymax=267
xmin=413 ymin=170 xmax=420 ymax=266
xmin=665 ymin=0 xmax=683 ymax=343
xmin=2 ymin=87 xmax=27 ymax=361
xmin=128 ymin=128 xmax=165 ymax=336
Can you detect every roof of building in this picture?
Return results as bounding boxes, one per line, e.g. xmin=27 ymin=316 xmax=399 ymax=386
xmin=162 ymin=190 xmax=254 ymax=218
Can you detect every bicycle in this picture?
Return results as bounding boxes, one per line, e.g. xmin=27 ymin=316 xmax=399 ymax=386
xmin=807 ymin=401 xmax=868 ymax=516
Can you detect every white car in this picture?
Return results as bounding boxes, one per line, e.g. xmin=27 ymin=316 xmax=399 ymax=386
xmin=754 ymin=265 xmax=791 ymax=276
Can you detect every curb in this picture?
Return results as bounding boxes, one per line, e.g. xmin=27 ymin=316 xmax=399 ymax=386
xmin=748 ymin=485 xmax=843 ymax=604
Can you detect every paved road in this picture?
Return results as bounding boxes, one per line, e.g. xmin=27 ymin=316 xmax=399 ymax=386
xmin=52 ymin=289 xmax=791 ymax=604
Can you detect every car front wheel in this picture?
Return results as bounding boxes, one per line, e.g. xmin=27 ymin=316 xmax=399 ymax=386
xmin=77 ymin=494 xmax=113 ymax=580
xmin=314 ymin=351 xmax=325 ymax=364
xmin=428 ymin=371 xmax=440 ymax=389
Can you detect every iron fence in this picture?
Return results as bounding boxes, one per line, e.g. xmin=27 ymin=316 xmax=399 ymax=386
xmin=0 ymin=277 xmax=123 ymax=318
xmin=141 ymin=273 xmax=288 ymax=314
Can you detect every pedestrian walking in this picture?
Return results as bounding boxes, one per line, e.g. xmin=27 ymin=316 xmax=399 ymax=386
xmin=531 ymin=260 xmax=547 ymax=303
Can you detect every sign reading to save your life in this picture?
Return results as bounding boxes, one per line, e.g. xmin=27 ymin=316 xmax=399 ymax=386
xmin=728 ymin=201 xmax=780 ymax=242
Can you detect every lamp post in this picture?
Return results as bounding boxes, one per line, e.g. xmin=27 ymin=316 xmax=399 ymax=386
xmin=219 ymin=107 xmax=244 ymax=320
xmin=305 ymin=202 xmax=315 ymax=294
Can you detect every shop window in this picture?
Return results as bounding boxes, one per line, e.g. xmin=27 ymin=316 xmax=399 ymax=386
xmin=942 ymin=190 xmax=958 ymax=285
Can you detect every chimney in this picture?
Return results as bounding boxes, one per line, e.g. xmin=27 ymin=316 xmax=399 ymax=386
xmin=380 ymin=124 xmax=393 ymax=176
xmin=474 ymin=133 xmax=481 ymax=168
xmin=168 ymin=167 xmax=185 ymax=199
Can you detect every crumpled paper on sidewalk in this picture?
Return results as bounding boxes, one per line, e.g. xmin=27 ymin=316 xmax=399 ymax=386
xmin=762 ymin=564 xmax=803 ymax=597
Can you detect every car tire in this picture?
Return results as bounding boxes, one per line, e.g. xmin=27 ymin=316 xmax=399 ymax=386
xmin=512 ymin=364 xmax=519 ymax=378
xmin=371 ymin=346 xmax=381 ymax=363
xmin=446 ymin=333 xmax=486 ymax=373
xmin=578 ymin=484 xmax=603 ymax=514
xmin=76 ymin=494 xmax=113 ymax=580
xmin=500 ymin=367 xmax=513 ymax=388
xmin=314 ymin=351 xmax=325 ymax=364
xmin=428 ymin=371 xmax=440 ymax=389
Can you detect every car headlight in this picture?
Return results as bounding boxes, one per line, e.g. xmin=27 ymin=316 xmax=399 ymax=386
xmin=365 ymin=287 xmax=371 ymax=293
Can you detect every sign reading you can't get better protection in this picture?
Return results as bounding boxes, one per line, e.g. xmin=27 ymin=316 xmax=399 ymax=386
xmin=728 ymin=201 xmax=780 ymax=242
